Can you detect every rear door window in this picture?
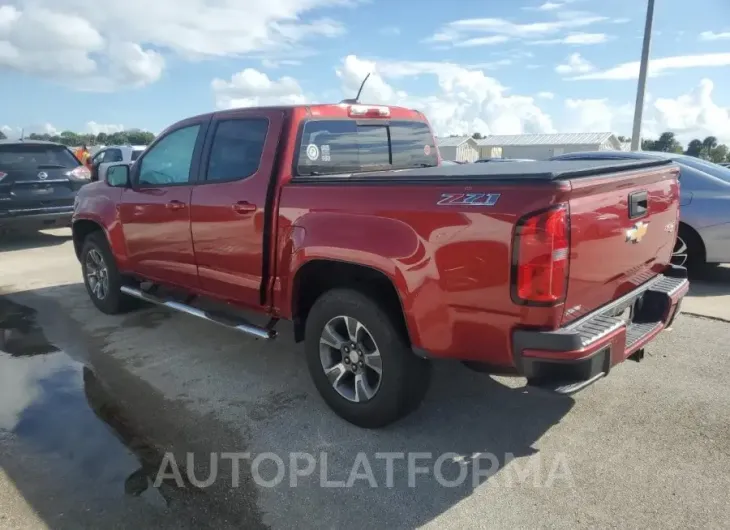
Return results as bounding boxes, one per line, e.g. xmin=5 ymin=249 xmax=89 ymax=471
xmin=297 ymin=120 xmax=437 ymax=176
xmin=205 ymin=118 xmax=269 ymax=182
xmin=0 ymin=144 xmax=80 ymax=169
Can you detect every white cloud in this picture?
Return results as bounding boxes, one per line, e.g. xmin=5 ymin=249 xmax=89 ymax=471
xmin=523 ymin=1 xmax=578 ymax=11
xmin=699 ymin=30 xmax=730 ymax=41
xmin=536 ymin=2 xmax=563 ymax=10
xmin=453 ymin=35 xmax=510 ymax=47
xmin=572 ymin=52 xmax=730 ymax=80
xmin=534 ymin=32 xmax=608 ymax=45
xmin=556 ymin=53 xmax=595 ymax=74
xmin=426 ymin=13 xmax=606 ymax=47
xmin=645 ymin=79 xmax=730 ymax=144
xmin=564 ymin=98 xmax=633 ymax=133
xmin=211 ymin=68 xmax=307 ymax=109
xmin=336 ymin=55 xmax=555 ymax=136
xmin=261 ymin=58 xmax=302 ymax=69
xmin=0 ymin=0 xmax=353 ymax=90
xmin=86 ymin=121 xmax=125 ymax=135
xmin=537 ymin=91 xmax=555 ymax=99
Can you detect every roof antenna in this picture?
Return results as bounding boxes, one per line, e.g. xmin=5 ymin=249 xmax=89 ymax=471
xmin=340 ymin=72 xmax=371 ymax=104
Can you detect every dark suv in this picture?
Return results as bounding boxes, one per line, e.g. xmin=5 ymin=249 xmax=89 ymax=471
xmin=0 ymin=140 xmax=91 ymax=233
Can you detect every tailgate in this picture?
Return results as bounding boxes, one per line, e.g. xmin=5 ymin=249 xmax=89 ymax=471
xmin=0 ymin=168 xmax=78 ymax=212
xmin=562 ymin=162 xmax=680 ymax=325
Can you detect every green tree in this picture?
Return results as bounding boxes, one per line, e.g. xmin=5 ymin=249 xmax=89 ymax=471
xmin=617 ymin=135 xmax=631 ymax=143
xmin=107 ymin=132 xmax=130 ymax=145
xmin=96 ymin=132 xmax=109 ymax=145
xmin=647 ymin=131 xmax=683 ymax=153
xmin=472 ymin=132 xmax=484 ymax=140
xmin=126 ymin=130 xmax=155 ymax=145
xmin=709 ymin=144 xmax=729 ymax=163
xmin=685 ymin=139 xmax=703 ymax=157
xmin=702 ymin=136 xmax=718 ymax=158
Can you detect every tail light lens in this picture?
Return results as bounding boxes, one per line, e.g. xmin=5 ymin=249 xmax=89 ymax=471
xmin=512 ymin=205 xmax=569 ymax=305
xmin=69 ymin=166 xmax=91 ymax=179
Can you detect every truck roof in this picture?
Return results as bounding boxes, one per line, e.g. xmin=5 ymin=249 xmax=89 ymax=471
xmin=182 ymin=103 xmax=427 ymax=123
xmin=295 ymin=158 xmax=675 ymax=183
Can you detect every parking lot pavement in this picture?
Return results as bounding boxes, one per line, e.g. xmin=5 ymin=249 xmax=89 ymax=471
xmin=1 ymin=229 xmax=729 ymax=529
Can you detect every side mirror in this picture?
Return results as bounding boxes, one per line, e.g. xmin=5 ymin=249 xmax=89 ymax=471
xmin=106 ymin=164 xmax=131 ymax=188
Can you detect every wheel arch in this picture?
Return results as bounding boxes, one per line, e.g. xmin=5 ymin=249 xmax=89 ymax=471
xmin=290 ymin=259 xmax=412 ymax=345
xmin=72 ymin=219 xmax=106 ymax=260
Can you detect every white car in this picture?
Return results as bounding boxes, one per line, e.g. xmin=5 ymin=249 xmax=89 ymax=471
xmin=89 ymin=145 xmax=146 ymax=181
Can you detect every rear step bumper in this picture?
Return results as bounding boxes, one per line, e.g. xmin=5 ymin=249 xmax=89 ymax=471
xmin=512 ymin=265 xmax=689 ymax=395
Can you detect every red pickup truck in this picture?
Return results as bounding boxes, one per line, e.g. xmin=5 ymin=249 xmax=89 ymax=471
xmin=71 ymin=102 xmax=689 ymax=428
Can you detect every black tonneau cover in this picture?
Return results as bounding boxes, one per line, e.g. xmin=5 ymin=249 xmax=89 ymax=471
xmin=293 ymin=158 xmax=674 ymax=184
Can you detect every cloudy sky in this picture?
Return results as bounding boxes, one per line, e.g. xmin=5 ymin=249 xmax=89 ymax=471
xmin=1 ymin=0 xmax=730 ymax=143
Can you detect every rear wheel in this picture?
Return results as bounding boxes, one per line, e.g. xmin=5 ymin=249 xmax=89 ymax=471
xmin=81 ymin=232 xmax=140 ymax=314
xmin=305 ymin=288 xmax=431 ymax=428
xmin=672 ymin=224 xmax=705 ymax=269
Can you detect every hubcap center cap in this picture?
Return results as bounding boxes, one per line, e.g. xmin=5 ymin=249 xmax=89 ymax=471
xmin=348 ymin=351 xmax=359 ymax=364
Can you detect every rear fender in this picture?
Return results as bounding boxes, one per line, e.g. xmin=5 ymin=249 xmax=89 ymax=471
xmin=277 ymin=212 xmax=450 ymax=351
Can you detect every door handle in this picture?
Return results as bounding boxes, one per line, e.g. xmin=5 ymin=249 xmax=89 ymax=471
xmin=166 ymin=200 xmax=186 ymax=211
xmin=232 ymin=201 xmax=256 ymax=214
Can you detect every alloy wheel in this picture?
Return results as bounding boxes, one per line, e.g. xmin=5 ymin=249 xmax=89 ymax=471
xmin=671 ymin=235 xmax=688 ymax=267
xmin=85 ymin=248 xmax=109 ymax=300
xmin=319 ymin=315 xmax=383 ymax=403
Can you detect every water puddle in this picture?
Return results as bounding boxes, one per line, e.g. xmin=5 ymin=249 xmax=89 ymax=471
xmin=0 ymin=296 xmax=264 ymax=529
xmin=0 ymin=297 xmax=178 ymax=509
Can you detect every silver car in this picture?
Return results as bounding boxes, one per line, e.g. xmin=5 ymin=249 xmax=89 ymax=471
xmin=550 ymin=150 xmax=730 ymax=268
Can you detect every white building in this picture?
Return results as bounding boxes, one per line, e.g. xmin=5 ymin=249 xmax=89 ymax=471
xmin=475 ymin=132 xmax=623 ymax=161
xmin=436 ymin=136 xmax=480 ymax=162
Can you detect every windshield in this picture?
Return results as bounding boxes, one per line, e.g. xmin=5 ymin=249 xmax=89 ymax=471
xmin=675 ymin=155 xmax=730 ymax=183
xmin=297 ymin=119 xmax=437 ymax=175
xmin=0 ymin=143 xmax=80 ymax=169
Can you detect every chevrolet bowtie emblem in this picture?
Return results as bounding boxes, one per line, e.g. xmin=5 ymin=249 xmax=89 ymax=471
xmin=626 ymin=221 xmax=649 ymax=243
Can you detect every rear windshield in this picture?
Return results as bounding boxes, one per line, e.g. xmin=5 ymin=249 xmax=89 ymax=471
xmin=131 ymin=150 xmax=144 ymax=161
xmin=0 ymin=143 xmax=80 ymax=169
xmin=297 ymin=120 xmax=438 ymax=176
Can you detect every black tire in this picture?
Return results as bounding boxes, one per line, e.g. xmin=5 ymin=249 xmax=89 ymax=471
xmin=675 ymin=224 xmax=706 ymax=270
xmin=304 ymin=288 xmax=431 ymax=428
xmin=81 ymin=231 xmax=140 ymax=314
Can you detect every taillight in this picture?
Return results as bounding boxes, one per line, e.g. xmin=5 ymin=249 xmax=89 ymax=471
xmin=512 ymin=205 xmax=569 ymax=305
xmin=69 ymin=166 xmax=91 ymax=179
xmin=347 ymin=104 xmax=390 ymax=118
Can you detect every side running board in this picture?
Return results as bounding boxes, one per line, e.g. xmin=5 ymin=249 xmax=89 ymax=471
xmin=120 ymin=286 xmax=277 ymax=340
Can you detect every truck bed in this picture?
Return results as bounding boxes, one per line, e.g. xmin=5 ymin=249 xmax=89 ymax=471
xmin=292 ymin=158 xmax=675 ymax=183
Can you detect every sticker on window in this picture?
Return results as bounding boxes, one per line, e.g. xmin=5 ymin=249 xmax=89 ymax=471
xmin=306 ymin=144 xmax=320 ymax=161
xmin=424 ymin=145 xmax=431 ymax=156
xmin=321 ymin=144 xmax=331 ymax=162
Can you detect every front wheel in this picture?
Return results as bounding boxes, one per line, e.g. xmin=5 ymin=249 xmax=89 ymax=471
xmin=81 ymin=232 xmax=140 ymax=314
xmin=304 ymin=288 xmax=431 ymax=428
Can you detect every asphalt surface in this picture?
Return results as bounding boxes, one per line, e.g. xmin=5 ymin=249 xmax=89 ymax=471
xmin=1 ymin=229 xmax=729 ymax=530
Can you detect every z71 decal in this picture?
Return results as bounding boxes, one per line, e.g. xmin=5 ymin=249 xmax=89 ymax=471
xmin=436 ymin=193 xmax=501 ymax=206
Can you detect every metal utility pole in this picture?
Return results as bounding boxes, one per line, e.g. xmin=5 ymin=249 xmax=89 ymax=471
xmin=630 ymin=0 xmax=656 ymax=151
